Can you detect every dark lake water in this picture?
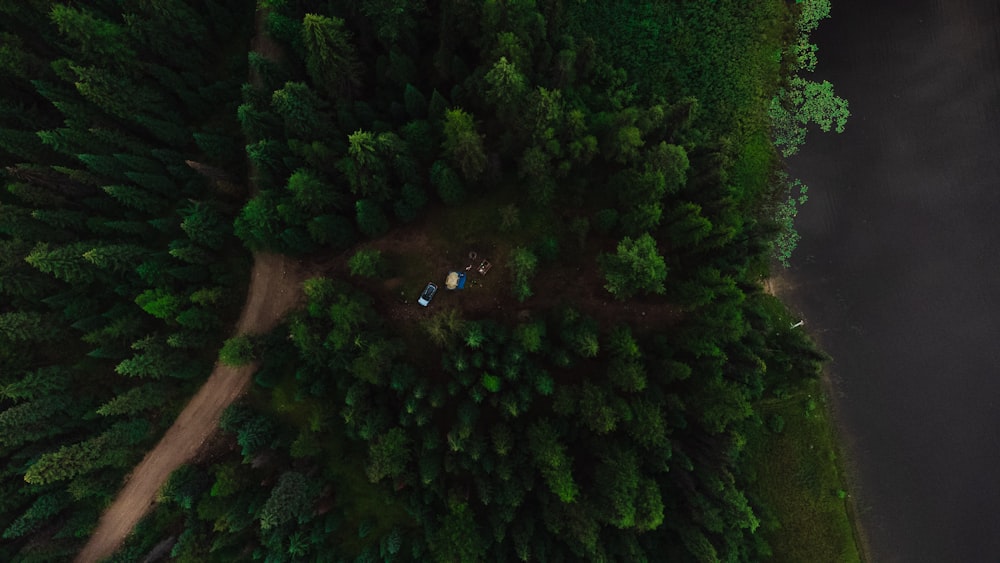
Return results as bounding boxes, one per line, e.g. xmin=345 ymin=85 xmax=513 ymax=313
xmin=784 ymin=0 xmax=1000 ymax=561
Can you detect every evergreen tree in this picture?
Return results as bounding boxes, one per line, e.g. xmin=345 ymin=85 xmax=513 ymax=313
xmin=355 ymin=199 xmax=389 ymax=238
xmin=258 ymin=471 xmax=317 ymax=531
xmin=48 ymin=4 xmax=135 ymax=67
xmin=528 ymin=420 xmax=579 ymax=503
xmin=96 ymin=382 xmax=170 ymax=417
xmin=24 ymin=419 xmax=150 ymax=485
xmin=442 ymin=108 xmax=487 ymax=181
xmin=366 ymin=427 xmax=410 ymax=483
xmin=82 ymin=243 xmax=147 ymax=273
xmin=301 ymin=13 xmax=361 ymax=99
xmin=599 ymin=233 xmax=668 ymax=300
xmin=271 ymin=81 xmax=330 ymax=139
xmin=25 ymin=241 xmax=99 ymax=283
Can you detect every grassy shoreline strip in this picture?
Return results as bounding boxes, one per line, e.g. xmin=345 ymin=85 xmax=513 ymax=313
xmin=819 ymin=368 xmax=874 ymax=563
xmin=745 ymin=375 xmax=865 ymax=562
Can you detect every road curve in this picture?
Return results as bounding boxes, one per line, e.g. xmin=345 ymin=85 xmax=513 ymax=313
xmin=75 ymin=253 xmax=304 ymax=563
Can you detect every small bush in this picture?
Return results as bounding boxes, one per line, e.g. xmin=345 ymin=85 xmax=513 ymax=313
xmin=534 ymin=235 xmax=559 ymax=262
xmin=219 ymin=335 xmax=256 ymax=367
xmin=348 ymin=248 xmax=383 ymax=277
xmin=768 ymin=414 xmax=785 ymax=434
xmin=510 ymin=247 xmax=538 ymax=302
xmin=594 ymin=208 xmax=619 ymax=234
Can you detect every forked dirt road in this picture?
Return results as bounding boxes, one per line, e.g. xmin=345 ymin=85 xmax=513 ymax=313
xmin=75 ymin=253 xmax=306 ymax=563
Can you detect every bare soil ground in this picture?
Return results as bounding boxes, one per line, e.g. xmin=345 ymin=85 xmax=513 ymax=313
xmin=342 ymin=219 xmax=683 ymax=332
xmin=75 ymin=254 xmax=307 ymax=563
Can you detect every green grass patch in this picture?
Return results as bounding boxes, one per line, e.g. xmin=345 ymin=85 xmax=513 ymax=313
xmin=744 ymin=380 xmax=863 ymax=562
xmin=732 ymin=129 xmax=780 ymax=203
xmin=567 ymin=0 xmax=789 ymax=130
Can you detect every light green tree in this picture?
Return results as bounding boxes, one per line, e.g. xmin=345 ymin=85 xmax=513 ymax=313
xmin=219 ymin=335 xmax=256 ymax=367
xmin=484 ymin=56 xmax=528 ymax=110
xmin=348 ymin=248 xmax=383 ymax=277
xmin=771 ymin=77 xmax=849 ymax=157
xmin=528 ymin=419 xmax=579 ymax=503
xmin=796 ymin=0 xmax=832 ymax=33
xmin=599 ymin=233 xmax=668 ymax=300
xmin=442 ymin=108 xmax=487 ymax=181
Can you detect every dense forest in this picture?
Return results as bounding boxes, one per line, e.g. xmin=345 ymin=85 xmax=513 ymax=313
xmin=0 ymin=0 xmax=852 ymax=562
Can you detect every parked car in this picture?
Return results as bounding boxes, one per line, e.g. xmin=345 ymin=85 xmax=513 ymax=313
xmin=417 ymin=282 xmax=438 ymax=306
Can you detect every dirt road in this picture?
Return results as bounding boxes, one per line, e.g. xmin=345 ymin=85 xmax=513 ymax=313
xmin=75 ymin=253 xmax=305 ymax=563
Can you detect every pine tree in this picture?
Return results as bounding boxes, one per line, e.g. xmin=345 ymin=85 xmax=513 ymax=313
xmin=394 ymin=182 xmax=427 ymax=222
xmin=49 ymin=4 xmax=135 ymax=67
xmin=634 ymin=478 xmax=665 ymax=531
xmin=234 ymin=191 xmax=282 ymax=250
xmin=0 ymin=396 xmax=69 ymax=449
xmin=286 ymin=168 xmax=343 ymax=213
xmin=30 ymin=208 xmax=87 ymax=232
xmin=96 ymin=382 xmax=169 ymax=416
xmin=0 ymin=311 xmax=60 ymax=342
xmin=341 ymin=130 xmax=400 ymax=201
xmin=527 ymin=420 xmax=579 ymax=503
xmin=365 ymin=427 xmax=410 ymax=483
xmin=347 ymin=248 xmax=383 ymax=278
xmin=76 ymin=153 xmax=131 ymax=183
xmin=271 ymin=81 xmax=330 ymax=139
xmin=71 ymin=63 xmax=167 ymax=121
xmin=355 ymin=199 xmax=389 ymax=238
xmin=0 ymin=366 xmax=69 ymax=401
xmin=403 ymin=83 xmax=427 ymax=119
xmin=599 ymin=233 xmax=668 ymax=300
xmin=594 ymin=446 xmax=640 ymax=528
xmin=301 ymin=14 xmax=361 ymax=99
xmin=307 ymin=213 xmax=355 ymax=248
xmin=179 ymin=202 xmax=228 ymax=249
xmin=124 ymin=171 xmax=176 ymax=196
xmin=100 ymin=184 xmax=164 ymax=214
xmin=430 ymin=160 xmax=465 ymax=205
xmin=442 ymin=108 xmax=487 ymax=181
xmin=135 ymin=287 xmax=185 ymax=320
xmin=25 ymin=241 xmax=98 ymax=283
xmin=484 ymin=56 xmax=528 ymax=112
xmin=24 ymin=419 xmax=150 ymax=485
xmin=2 ymin=491 xmax=71 ymax=540
xmin=82 ymin=243 xmax=147 ymax=274
xmin=430 ymin=503 xmax=487 ymax=563
xmin=169 ymin=240 xmax=213 ymax=264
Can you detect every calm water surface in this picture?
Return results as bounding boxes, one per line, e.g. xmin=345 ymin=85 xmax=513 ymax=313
xmin=785 ymin=0 xmax=1000 ymax=561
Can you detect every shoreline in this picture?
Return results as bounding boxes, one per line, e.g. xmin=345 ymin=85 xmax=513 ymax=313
xmin=763 ymin=269 xmax=874 ymax=563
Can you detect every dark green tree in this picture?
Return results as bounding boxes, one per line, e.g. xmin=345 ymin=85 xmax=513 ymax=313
xmin=365 ymin=427 xmax=410 ymax=483
xmin=355 ymin=199 xmax=389 ymax=238
xmin=301 ymin=13 xmax=361 ymax=99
